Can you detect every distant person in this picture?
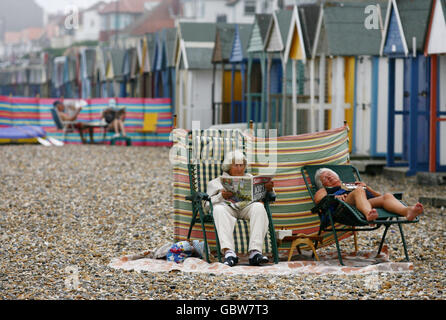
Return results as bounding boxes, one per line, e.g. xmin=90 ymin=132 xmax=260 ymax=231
xmin=101 ymin=99 xmax=127 ymax=138
xmin=53 ymin=100 xmax=95 ymax=144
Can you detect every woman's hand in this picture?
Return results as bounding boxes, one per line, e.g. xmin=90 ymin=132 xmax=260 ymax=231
xmin=335 ymin=194 xmax=348 ymax=202
xmin=221 ymin=190 xmax=234 ymax=200
xmin=265 ymin=181 xmax=274 ymax=192
xmin=355 ymin=181 xmax=367 ymax=188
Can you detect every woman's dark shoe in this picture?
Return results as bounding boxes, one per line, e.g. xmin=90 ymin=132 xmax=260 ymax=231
xmin=223 ymin=256 xmax=239 ymax=267
xmin=249 ymin=253 xmax=269 ymax=266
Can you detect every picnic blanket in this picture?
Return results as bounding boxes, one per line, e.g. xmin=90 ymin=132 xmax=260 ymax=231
xmin=109 ymin=245 xmax=414 ymax=275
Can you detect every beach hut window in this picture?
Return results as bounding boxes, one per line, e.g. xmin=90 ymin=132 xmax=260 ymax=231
xmin=217 ymin=14 xmax=227 ymax=23
xmin=244 ymin=0 xmax=256 ymax=15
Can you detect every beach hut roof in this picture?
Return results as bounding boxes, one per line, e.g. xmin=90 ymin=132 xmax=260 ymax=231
xmin=146 ymin=32 xmax=157 ymax=71
xmin=212 ymin=24 xmax=237 ymax=63
xmin=298 ymin=4 xmax=321 ymax=59
xmin=264 ymin=9 xmax=293 ymax=53
xmin=164 ymin=27 xmax=177 ymax=68
xmin=177 ymin=22 xmax=219 ymax=69
xmin=106 ymin=48 xmax=126 ymax=79
xmin=84 ymin=48 xmax=97 ymax=78
xmin=424 ymin=0 xmax=446 ymax=55
xmin=317 ymin=0 xmax=387 ymax=56
xmin=247 ymin=14 xmax=272 ymax=53
xmin=229 ymin=23 xmax=252 ymax=63
xmin=380 ymin=0 xmax=432 ymax=57
xmin=283 ymin=6 xmax=307 ymax=63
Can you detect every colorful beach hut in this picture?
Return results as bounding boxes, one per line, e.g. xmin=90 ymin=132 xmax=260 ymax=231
xmin=380 ymin=0 xmax=432 ymax=175
xmin=79 ymin=47 xmax=97 ymax=99
xmin=228 ymin=23 xmax=253 ymax=125
xmin=246 ymin=14 xmax=273 ymax=132
xmin=283 ymin=4 xmax=310 ymax=136
xmin=93 ymin=47 xmax=108 ymax=98
xmin=424 ymin=0 xmax=446 ymax=172
xmin=175 ymin=22 xmax=217 ymax=130
xmin=309 ymin=1 xmax=374 ymax=151
xmin=211 ymin=23 xmax=240 ymax=125
xmin=315 ymin=1 xmax=388 ymax=157
xmin=263 ymin=9 xmax=293 ymax=136
xmin=162 ymin=28 xmax=178 ymax=108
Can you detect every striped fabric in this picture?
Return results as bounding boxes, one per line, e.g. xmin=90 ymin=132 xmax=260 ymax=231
xmin=0 ymin=96 xmax=173 ymax=146
xmin=173 ymin=126 xmax=353 ymax=255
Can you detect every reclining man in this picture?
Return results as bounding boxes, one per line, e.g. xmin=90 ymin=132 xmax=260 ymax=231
xmin=54 ymin=100 xmax=95 ymax=144
xmin=313 ymin=167 xmax=424 ymax=222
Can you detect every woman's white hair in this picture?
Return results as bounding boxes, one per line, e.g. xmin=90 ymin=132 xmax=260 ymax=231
xmin=314 ymin=168 xmax=340 ymax=189
xmin=221 ymin=150 xmax=247 ymax=173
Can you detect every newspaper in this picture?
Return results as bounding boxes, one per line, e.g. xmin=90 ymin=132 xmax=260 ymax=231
xmin=220 ymin=175 xmax=273 ymax=210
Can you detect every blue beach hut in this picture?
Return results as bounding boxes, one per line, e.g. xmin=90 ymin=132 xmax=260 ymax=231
xmin=228 ymin=23 xmax=252 ymax=125
xmin=424 ymin=0 xmax=446 ymax=172
xmin=380 ymin=0 xmax=433 ymax=175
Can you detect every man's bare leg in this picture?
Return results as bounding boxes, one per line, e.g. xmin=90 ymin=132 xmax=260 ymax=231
xmin=345 ymin=188 xmax=377 ymax=221
xmin=368 ymin=194 xmax=424 ymax=220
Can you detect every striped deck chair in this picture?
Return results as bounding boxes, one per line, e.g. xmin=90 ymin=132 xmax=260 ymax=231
xmin=172 ymin=128 xmax=278 ymax=264
xmin=301 ymin=164 xmax=419 ymax=265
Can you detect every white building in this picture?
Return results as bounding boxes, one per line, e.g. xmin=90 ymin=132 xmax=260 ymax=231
xmin=179 ymin=0 xmax=282 ymax=23
xmin=75 ymin=2 xmax=107 ymax=43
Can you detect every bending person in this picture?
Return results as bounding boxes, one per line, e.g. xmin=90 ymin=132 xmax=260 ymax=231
xmin=206 ymin=150 xmax=274 ymax=267
xmin=313 ymin=168 xmax=423 ymax=222
xmin=102 ymin=107 xmax=126 ymax=138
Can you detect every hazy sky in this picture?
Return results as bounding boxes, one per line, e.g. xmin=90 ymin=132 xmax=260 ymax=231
xmin=35 ymin=0 xmax=113 ymax=14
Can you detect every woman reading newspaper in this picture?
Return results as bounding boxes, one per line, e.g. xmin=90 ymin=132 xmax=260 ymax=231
xmin=206 ymin=150 xmax=274 ymax=267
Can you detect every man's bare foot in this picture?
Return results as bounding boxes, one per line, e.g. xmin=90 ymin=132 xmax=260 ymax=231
xmin=406 ymin=202 xmax=423 ymax=221
xmin=365 ymin=208 xmax=378 ymax=221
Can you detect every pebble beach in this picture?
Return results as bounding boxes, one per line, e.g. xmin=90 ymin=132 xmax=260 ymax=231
xmin=0 ymin=145 xmax=445 ymax=300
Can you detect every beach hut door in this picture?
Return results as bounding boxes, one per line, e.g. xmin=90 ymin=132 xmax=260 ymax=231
xmin=354 ymin=56 xmax=372 ymax=155
xmin=402 ymin=55 xmax=430 ymax=172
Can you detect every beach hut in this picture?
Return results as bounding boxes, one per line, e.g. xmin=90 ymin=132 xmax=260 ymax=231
xmin=138 ymin=33 xmax=157 ymax=98
xmin=424 ymin=0 xmax=446 ymax=172
xmin=211 ymin=23 xmax=237 ymax=125
xmin=263 ymin=9 xmax=293 ymax=135
xmin=175 ymin=22 xmax=218 ymax=130
xmin=228 ymin=23 xmax=253 ymax=125
xmin=380 ymin=0 xmax=432 ymax=175
xmin=307 ymin=1 xmax=368 ymax=151
xmin=79 ymin=47 xmax=97 ymax=99
xmin=153 ymin=31 xmax=164 ymax=98
xmin=246 ymin=14 xmax=273 ymax=132
xmin=105 ymin=48 xmax=126 ymax=98
xmin=283 ymin=5 xmax=309 ymax=136
xmin=53 ymin=56 xmax=66 ymax=98
xmin=28 ymin=64 xmax=47 ymax=98
xmin=312 ymin=1 xmax=388 ymax=156
xmin=162 ymin=28 xmax=178 ymax=108
xmin=122 ymin=47 xmax=135 ymax=98
xmin=93 ymin=47 xmax=109 ymax=98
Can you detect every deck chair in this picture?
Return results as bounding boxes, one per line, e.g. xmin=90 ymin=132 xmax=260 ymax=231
xmin=51 ymin=107 xmax=108 ymax=143
xmin=50 ymin=107 xmax=80 ymax=142
xmin=184 ymin=129 xmax=279 ymax=264
xmin=301 ymin=164 xmax=420 ymax=265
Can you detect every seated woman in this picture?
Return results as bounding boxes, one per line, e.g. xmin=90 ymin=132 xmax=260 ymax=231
xmin=206 ymin=150 xmax=274 ymax=267
xmin=313 ymin=168 xmax=423 ymax=222
xmin=102 ymin=107 xmax=127 ymax=138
